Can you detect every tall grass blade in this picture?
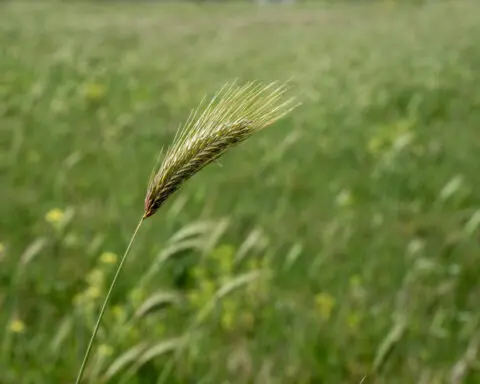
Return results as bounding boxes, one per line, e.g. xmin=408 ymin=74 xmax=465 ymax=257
xmin=75 ymin=217 xmax=144 ymax=384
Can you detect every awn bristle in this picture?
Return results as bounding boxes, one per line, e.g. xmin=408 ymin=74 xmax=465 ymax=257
xmin=143 ymin=81 xmax=298 ymax=218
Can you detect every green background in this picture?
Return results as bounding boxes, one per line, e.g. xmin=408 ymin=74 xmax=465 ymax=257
xmin=1 ymin=1 xmax=479 ymax=383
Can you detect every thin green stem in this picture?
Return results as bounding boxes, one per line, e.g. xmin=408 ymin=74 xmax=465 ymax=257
xmin=75 ymin=216 xmax=145 ymax=384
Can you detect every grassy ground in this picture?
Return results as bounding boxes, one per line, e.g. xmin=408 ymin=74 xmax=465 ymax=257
xmin=1 ymin=1 xmax=480 ymax=383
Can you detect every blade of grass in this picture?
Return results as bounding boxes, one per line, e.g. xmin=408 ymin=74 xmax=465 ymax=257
xmin=75 ymin=216 xmax=144 ymax=384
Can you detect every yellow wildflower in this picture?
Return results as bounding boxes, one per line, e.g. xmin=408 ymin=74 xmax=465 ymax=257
xmin=83 ymin=83 xmax=106 ymax=103
xmin=9 ymin=319 xmax=26 ymax=334
xmin=100 ymin=251 xmax=118 ymax=265
xmin=112 ymin=305 xmax=125 ymax=321
xmin=85 ymin=269 xmax=104 ymax=287
xmin=45 ymin=208 xmax=65 ymax=225
xmin=315 ymin=292 xmax=336 ymax=320
xmin=0 ymin=242 xmax=5 ymax=261
xmin=85 ymin=286 xmax=102 ymax=300
xmin=98 ymin=344 xmax=113 ymax=357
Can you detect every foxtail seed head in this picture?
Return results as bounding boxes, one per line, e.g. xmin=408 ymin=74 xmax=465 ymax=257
xmin=144 ymin=80 xmax=298 ymax=218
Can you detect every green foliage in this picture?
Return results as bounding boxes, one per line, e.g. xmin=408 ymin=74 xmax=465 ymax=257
xmin=1 ymin=1 xmax=480 ymax=383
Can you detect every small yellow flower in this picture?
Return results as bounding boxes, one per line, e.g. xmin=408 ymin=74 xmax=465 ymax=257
xmin=9 ymin=319 xmax=26 ymax=334
xmin=83 ymin=83 xmax=106 ymax=103
xmin=0 ymin=242 xmax=5 ymax=261
xmin=45 ymin=208 xmax=65 ymax=226
xmin=100 ymin=251 xmax=118 ymax=265
xmin=98 ymin=344 xmax=113 ymax=357
xmin=315 ymin=292 xmax=336 ymax=320
xmin=85 ymin=269 xmax=104 ymax=287
xmin=112 ymin=305 xmax=125 ymax=320
xmin=85 ymin=286 xmax=101 ymax=300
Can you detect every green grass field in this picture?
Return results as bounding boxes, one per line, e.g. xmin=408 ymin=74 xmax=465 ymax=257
xmin=1 ymin=1 xmax=480 ymax=383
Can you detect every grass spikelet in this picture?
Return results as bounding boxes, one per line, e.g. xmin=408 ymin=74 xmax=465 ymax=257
xmin=74 ymin=80 xmax=298 ymax=384
xmin=144 ymin=80 xmax=299 ymax=218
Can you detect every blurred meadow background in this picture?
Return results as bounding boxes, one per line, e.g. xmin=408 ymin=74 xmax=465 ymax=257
xmin=1 ymin=1 xmax=480 ymax=383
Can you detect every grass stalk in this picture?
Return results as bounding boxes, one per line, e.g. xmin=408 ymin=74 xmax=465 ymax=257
xmin=75 ymin=216 xmax=145 ymax=384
